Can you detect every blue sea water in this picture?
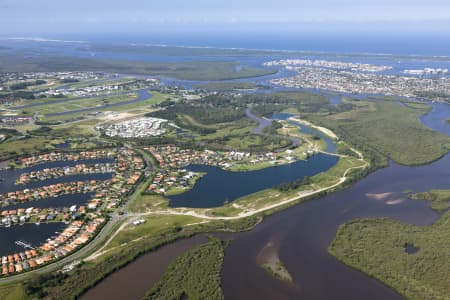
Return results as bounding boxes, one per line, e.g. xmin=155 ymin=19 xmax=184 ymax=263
xmin=40 ymin=32 xmax=450 ymax=57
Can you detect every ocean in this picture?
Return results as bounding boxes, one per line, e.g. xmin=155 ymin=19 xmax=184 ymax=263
xmin=38 ymin=32 xmax=450 ymax=57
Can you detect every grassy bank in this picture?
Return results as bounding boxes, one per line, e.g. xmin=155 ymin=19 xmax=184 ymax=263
xmin=329 ymin=211 xmax=450 ymax=300
xmin=143 ymin=237 xmax=227 ymax=300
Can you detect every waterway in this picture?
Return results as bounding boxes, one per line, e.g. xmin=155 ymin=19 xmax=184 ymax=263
xmin=3 ymin=38 xmax=450 ymax=298
xmin=0 ymin=158 xmax=115 ymax=194
xmin=82 ymin=96 xmax=450 ymax=299
xmin=217 ymin=96 xmax=450 ymax=299
xmin=271 ymin=112 xmax=336 ymax=153
xmin=80 ymin=235 xmax=209 ymax=300
xmin=1 ymin=193 xmax=93 ymax=211
xmin=221 ymin=154 xmax=446 ymax=299
xmin=168 ymin=110 xmax=339 ymax=208
xmin=168 ymin=154 xmax=338 ymax=208
xmin=421 ymin=101 xmax=450 ymax=136
xmin=0 ymin=222 xmax=66 ymax=257
xmin=0 ymin=158 xmax=115 ymax=258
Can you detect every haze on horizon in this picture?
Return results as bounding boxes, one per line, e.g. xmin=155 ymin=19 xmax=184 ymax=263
xmin=1 ymin=0 xmax=450 ymax=34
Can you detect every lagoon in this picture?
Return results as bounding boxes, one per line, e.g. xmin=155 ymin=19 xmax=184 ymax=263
xmin=168 ymin=154 xmax=338 ymax=208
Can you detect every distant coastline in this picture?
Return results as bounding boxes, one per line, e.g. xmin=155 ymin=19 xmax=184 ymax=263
xmin=2 ymin=33 xmax=450 ymax=57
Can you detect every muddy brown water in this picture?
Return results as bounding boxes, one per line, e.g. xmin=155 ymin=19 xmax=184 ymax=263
xmin=82 ymin=100 xmax=450 ymax=299
xmin=80 ymin=235 xmax=208 ymax=300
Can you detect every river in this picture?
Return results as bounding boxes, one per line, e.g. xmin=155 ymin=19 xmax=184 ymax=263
xmin=4 ymin=39 xmax=450 ymax=298
xmin=80 ymin=235 xmax=209 ymax=300
xmin=218 ymin=97 xmax=450 ymax=299
xmin=82 ymin=96 xmax=450 ymax=299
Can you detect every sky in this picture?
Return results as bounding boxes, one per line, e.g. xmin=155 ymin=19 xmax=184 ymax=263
xmin=1 ymin=0 xmax=450 ymax=34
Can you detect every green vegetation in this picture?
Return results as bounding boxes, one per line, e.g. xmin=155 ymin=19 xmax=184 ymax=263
xmin=262 ymin=260 xmax=293 ymax=283
xmin=149 ymin=101 xmax=245 ymax=128
xmin=89 ymin=44 xmax=278 ymax=57
xmin=59 ymin=78 xmax=79 ymax=84
xmin=22 ymin=93 xmax=138 ymax=116
xmin=105 ymin=215 xmax=202 ymax=250
xmin=0 ymin=137 xmax=59 ymax=161
xmin=276 ymin=176 xmax=311 ymax=192
xmin=0 ymin=91 xmax=171 ymax=160
xmin=210 ymin=155 xmax=366 ymax=218
xmin=0 ymin=216 xmax=259 ymax=300
xmin=409 ymin=189 xmax=450 ymax=212
xmin=0 ymin=285 xmax=27 ymax=300
xmin=0 ymin=90 xmax=35 ymax=101
xmin=39 ymin=92 xmax=167 ymax=124
xmin=329 ymin=212 xmax=450 ymax=300
xmin=9 ymin=80 xmax=46 ymax=91
xmin=143 ymin=237 xmax=227 ymax=300
xmin=0 ymin=54 xmax=276 ymax=81
xmin=143 ymin=91 xmax=332 ymax=152
xmin=307 ymin=100 xmax=450 ymax=166
xmin=414 ymin=91 xmax=450 ymax=102
xmin=193 ymin=82 xmax=263 ymax=91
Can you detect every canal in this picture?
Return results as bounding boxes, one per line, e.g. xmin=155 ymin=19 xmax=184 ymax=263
xmin=0 ymin=158 xmax=115 ymax=258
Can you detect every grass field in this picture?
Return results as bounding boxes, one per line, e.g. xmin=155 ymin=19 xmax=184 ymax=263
xmin=329 ymin=211 xmax=450 ymax=300
xmin=0 ymin=285 xmax=27 ymax=300
xmin=104 ymin=215 xmax=203 ymax=250
xmin=21 ymin=94 xmax=138 ymax=116
xmin=308 ymin=100 xmax=450 ymax=166
xmin=0 ymin=137 xmax=59 ymax=161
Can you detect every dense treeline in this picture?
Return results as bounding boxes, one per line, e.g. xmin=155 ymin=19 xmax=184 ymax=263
xmin=146 ymin=92 xmax=339 ymax=152
xmin=409 ymin=190 xmax=450 ymax=212
xmin=246 ymin=92 xmax=330 ymax=116
xmin=149 ymin=91 xmax=332 ymax=128
xmin=59 ymin=78 xmax=79 ymax=83
xmin=28 ymin=126 xmax=53 ymax=136
xmin=306 ymin=100 xmax=450 ymax=166
xmin=9 ymin=80 xmax=46 ymax=90
xmin=19 ymin=218 xmax=259 ymax=300
xmin=414 ymin=91 xmax=450 ymax=102
xmin=147 ymin=101 xmax=245 ymax=125
xmin=25 ymin=273 xmax=69 ymax=298
xmin=147 ymin=91 xmax=335 ymax=140
xmin=0 ymin=128 xmax=20 ymax=136
xmin=0 ymin=90 xmax=36 ymax=101
xmin=263 ymin=120 xmax=283 ymax=135
xmin=277 ymin=176 xmax=311 ymax=192
xmin=143 ymin=237 xmax=227 ymax=300
xmin=329 ymin=212 xmax=450 ymax=300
